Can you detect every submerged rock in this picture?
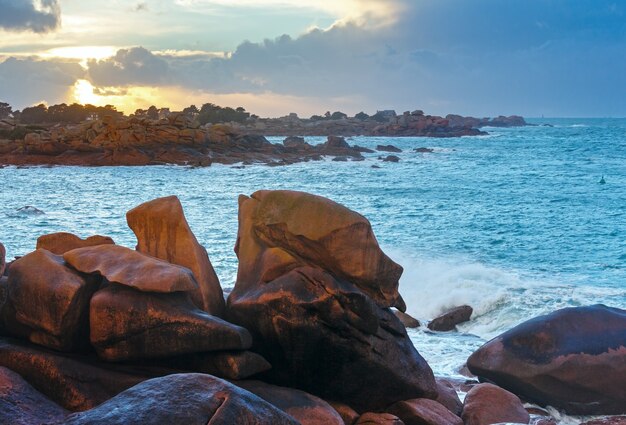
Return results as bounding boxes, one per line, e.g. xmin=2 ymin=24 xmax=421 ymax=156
xmin=64 ymin=244 xmax=198 ymax=293
xmin=461 ymin=383 xmax=530 ymax=425
xmin=0 ymin=366 xmax=68 ymax=425
xmin=126 ymin=196 xmax=225 ymax=316
xmin=63 ymin=373 xmax=301 ymax=425
xmin=228 ymin=190 xmax=435 ymax=412
xmin=467 ymin=305 xmax=626 ymax=415
xmin=36 ymin=232 xmax=114 ymax=255
xmin=427 ymin=305 xmax=473 ymax=331
xmin=90 ymin=284 xmax=251 ymax=361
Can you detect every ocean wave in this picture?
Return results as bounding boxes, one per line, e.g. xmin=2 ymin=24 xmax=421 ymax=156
xmin=389 ymin=249 xmax=626 ymax=340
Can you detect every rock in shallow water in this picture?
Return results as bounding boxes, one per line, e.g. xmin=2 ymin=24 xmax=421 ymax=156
xmin=461 ymin=383 xmax=530 ymax=425
xmin=63 ymin=373 xmax=301 ymax=425
xmin=90 ymin=284 xmax=251 ymax=361
xmin=126 ymin=195 xmax=225 ymax=316
xmin=467 ymin=304 xmax=626 ymax=415
xmin=427 ymin=305 xmax=473 ymax=332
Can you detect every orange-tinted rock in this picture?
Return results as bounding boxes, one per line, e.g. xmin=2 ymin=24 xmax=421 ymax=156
xmin=0 ymin=337 xmax=154 ymax=411
xmin=0 ymin=243 xmax=5 ymax=276
xmin=235 ymin=190 xmax=404 ymax=309
xmin=159 ymin=350 xmax=271 ymax=380
xmin=461 ymin=383 xmax=530 ymax=425
xmin=435 ymin=379 xmax=463 ymax=416
xmin=467 ymin=305 xmax=626 ymax=415
xmin=64 ymin=244 xmax=198 ymax=293
xmin=36 ymin=232 xmax=114 ymax=255
xmin=126 ymin=195 xmax=225 ymax=316
xmin=63 ymin=373 xmax=301 ymax=425
xmin=7 ymin=249 xmax=99 ymax=351
xmin=356 ymin=412 xmax=405 ymax=424
xmin=387 ymin=398 xmax=462 ymax=425
xmin=90 ymin=285 xmax=251 ymax=361
xmin=427 ymin=305 xmax=472 ymax=331
xmin=328 ymin=400 xmax=359 ymax=425
xmin=395 ymin=310 xmax=420 ymax=328
xmin=228 ymin=266 xmax=436 ymax=412
xmin=0 ymin=366 xmax=68 ymax=424
xmin=236 ymin=380 xmax=344 ymax=425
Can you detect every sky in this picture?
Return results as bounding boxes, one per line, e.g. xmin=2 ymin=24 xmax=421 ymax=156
xmin=0 ymin=0 xmax=625 ymax=117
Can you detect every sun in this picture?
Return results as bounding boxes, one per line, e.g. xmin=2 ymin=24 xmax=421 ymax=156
xmin=72 ymin=80 xmax=99 ymax=105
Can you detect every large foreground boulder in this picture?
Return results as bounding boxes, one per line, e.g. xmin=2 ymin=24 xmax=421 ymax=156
xmin=0 ymin=366 xmax=68 ymax=425
xmin=63 ymin=373 xmax=301 ymax=425
xmin=90 ymin=284 xmax=251 ymax=361
xmin=229 ymin=267 xmax=435 ymax=411
xmin=6 ymin=249 xmax=99 ymax=351
xmin=36 ymin=232 xmax=114 ymax=255
xmin=234 ymin=190 xmax=405 ymax=309
xmin=467 ymin=305 xmax=626 ymax=415
xmin=0 ymin=337 xmax=155 ymax=411
xmin=64 ymin=244 xmax=198 ymax=293
xmin=127 ymin=196 xmax=225 ymax=316
xmin=228 ymin=190 xmax=435 ymax=412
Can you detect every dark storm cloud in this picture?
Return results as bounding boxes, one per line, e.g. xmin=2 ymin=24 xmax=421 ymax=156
xmin=0 ymin=0 xmax=61 ymax=33
xmin=0 ymin=57 xmax=84 ymax=107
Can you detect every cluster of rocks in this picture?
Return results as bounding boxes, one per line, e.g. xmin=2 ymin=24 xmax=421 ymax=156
xmin=232 ymin=111 xmax=527 ymax=138
xmin=0 ymin=116 xmax=367 ymax=167
xmin=1 ymin=190 xmax=625 ymax=425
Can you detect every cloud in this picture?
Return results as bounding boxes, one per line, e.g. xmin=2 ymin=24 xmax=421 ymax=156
xmin=4 ymin=0 xmax=626 ymax=116
xmin=0 ymin=57 xmax=84 ymax=108
xmin=0 ymin=0 xmax=61 ymax=33
xmin=87 ymin=47 xmax=172 ymax=87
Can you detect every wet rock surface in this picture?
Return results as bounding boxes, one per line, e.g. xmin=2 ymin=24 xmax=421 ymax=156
xmin=461 ymin=383 xmax=530 ymax=425
xmin=427 ymin=305 xmax=473 ymax=331
xmin=467 ymin=305 xmax=626 ymax=415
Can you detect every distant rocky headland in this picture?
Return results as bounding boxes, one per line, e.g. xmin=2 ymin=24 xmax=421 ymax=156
xmin=0 ymin=101 xmax=527 ymax=167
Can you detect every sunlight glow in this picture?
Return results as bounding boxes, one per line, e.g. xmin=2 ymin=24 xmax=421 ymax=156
xmin=41 ymin=46 xmax=119 ymax=66
xmin=72 ymin=80 xmax=100 ymax=105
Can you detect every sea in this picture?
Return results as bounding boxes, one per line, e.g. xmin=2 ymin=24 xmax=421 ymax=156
xmin=1 ymin=118 xmax=625 ymax=422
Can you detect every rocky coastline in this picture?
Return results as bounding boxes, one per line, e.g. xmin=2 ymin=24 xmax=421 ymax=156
xmin=0 ymin=112 xmax=527 ymax=167
xmin=1 ymin=191 xmax=624 ymax=424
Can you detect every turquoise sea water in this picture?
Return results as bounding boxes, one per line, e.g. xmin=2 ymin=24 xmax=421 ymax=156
xmin=1 ymin=118 xmax=625 ymax=392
